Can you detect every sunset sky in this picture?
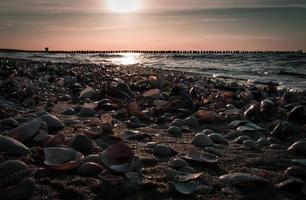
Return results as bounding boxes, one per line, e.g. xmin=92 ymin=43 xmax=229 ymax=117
xmin=0 ymin=0 xmax=306 ymax=50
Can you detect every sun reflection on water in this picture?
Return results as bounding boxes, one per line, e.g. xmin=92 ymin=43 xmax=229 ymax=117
xmin=112 ymin=53 xmax=140 ymax=65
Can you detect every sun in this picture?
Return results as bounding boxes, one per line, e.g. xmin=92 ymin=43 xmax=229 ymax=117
xmin=106 ymin=0 xmax=141 ymax=13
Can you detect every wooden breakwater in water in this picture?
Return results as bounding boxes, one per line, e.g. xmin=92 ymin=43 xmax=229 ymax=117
xmin=0 ymin=49 xmax=304 ymax=54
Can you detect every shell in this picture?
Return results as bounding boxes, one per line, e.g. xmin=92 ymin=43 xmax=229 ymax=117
xmin=167 ymin=169 xmax=203 ymax=183
xmin=100 ymin=143 xmax=137 ymax=173
xmin=0 ymin=135 xmax=30 ymax=156
xmin=43 ymin=147 xmax=83 ymax=170
xmin=184 ymin=146 xmax=218 ymax=164
xmin=7 ymin=118 xmax=41 ymax=142
xmin=234 ymin=135 xmax=251 ymax=143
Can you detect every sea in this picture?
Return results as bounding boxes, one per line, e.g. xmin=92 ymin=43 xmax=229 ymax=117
xmin=1 ymin=52 xmax=306 ymax=90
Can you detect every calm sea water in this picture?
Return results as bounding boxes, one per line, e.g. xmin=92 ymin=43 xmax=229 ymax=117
xmin=1 ymin=52 xmax=306 ymax=90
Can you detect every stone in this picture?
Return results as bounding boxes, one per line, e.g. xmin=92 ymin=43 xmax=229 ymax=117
xmin=7 ymin=118 xmax=41 ymax=142
xmin=79 ymin=86 xmax=96 ymax=99
xmin=61 ymin=109 xmax=75 ymax=115
xmin=243 ymin=140 xmax=259 ymax=151
xmin=153 ymin=144 xmax=176 ymax=157
xmin=79 ymin=107 xmax=96 ymax=117
xmin=191 ymin=133 xmax=213 ymax=147
xmin=208 ymin=133 xmax=228 ymax=145
xmin=287 ymin=140 xmax=306 ymax=156
xmin=195 ymin=110 xmax=216 ymax=122
xmin=72 ymin=134 xmax=93 ymax=154
xmin=167 ymin=126 xmax=182 ymax=136
xmin=184 ymin=116 xmax=199 ymax=128
xmin=219 ymin=172 xmax=269 ymax=186
xmin=77 ymin=162 xmax=104 ymax=176
xmin=169 ymin=158 xmax=189 ymax=169
xmin=0 ymin=135 xmax=31 ymax=156
xmin=40 ymin=113 xmax=64 ymax=130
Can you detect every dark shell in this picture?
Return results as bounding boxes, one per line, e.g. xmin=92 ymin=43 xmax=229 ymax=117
xmin=43 ymin=147 xmax=84 ymax=170
xmin=184 ymin=146 xmax=218 ymax=164
xmin=100 ymin=143 xmax=137 ymax=173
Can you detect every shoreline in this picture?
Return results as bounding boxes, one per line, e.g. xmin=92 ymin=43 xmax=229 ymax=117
xmin=1 ymin=58 xmax=306 ymax=200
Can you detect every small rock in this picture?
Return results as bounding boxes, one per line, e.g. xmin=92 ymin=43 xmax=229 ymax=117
xmin=40 ymin=113 xmax=64 ymax=130
xmin=191 ymin=133 xmax=213 ymax=147
xmin=79 ymin=107 xmax=96 ymax=117
xmin=208 ymin=133 xmax=228 ymax=145
xmin=184 ymin=116 xmax=199 ymax=128
xmin=61 ymin=109 xmax=75 ymax=115
xmin=167 ymin=126 xmax=182 ymax=136
xmin=0 ymin=135 xmax=31 ymax=156
xmin=243 ymin=140 xmax=259 ymax=151
xmin=219 ymin=172 xmax=269 ymax=186
xmin=79 ymin=86 xmax=96 ymax=99
xmin=72 ymin=134 xmax=93 ymax=154
xmin=153 ymin=144 xmax=176 ymax=157
xmin=287 ymin=140 xmax=306 ymax=156
xmin=77 ymin=162 xmax=104 ymax=176
xmin=169 ymin=158 xmax=189 ymax=169
xmin=234 ymin=135 xmax=251 ymax=144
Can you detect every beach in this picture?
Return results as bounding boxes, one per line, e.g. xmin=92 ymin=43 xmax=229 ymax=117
xmin=1 ymin=57 xmax=306 ymax=200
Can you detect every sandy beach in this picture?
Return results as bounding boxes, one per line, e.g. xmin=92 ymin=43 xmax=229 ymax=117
xmin=1 ymin=57 xmax=306 ymax=200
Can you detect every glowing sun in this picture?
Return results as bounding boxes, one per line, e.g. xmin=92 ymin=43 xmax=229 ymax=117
xmin=106 ymin=0 xmax=141 ymax=13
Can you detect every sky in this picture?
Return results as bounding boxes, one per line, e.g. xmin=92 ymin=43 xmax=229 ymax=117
xmin=0 ymin=0 xmax=306 ymax=50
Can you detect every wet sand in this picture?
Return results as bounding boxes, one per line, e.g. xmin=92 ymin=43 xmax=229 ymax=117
xmin=1 ymin=58 xmax=306 ymax=200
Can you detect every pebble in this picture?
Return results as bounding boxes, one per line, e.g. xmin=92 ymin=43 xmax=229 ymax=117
xmin=167 ymin=126 xmax=182 ymax=136
xmin=72 ymin=134 xmax=93 ymax=154
xmin=61 ymin=109 xmax=75 ymax=115
xmin=219 ymin=172 xmax=269 ymax=186
xmin=77 ymin=162 xmax=104 ymax=176
xmin=191 ymin=133 xmax=213 ymax=147
xmin=40 ymin=113 xmax=64 ymax=130
xmin=195 ymin=110 xmax=216 ymax=122
xmin=243 ymin=140 xmax=259 ymax=151
xmin=234 ymin=135 xmax=251 ymax=144
xmin=7 ymin=118 xmax=41 ymax=142
xmin=126 ymin=116 xmax=141 ymax=128
xmin=205 ymin=146 xmax=223 ymax=156
xmin=169 ymin=158 xmax=189 ymax=169
xmin=153 ymin=144 xmax=176 ymax=157
xmin=256 ymin=138 xmax=271 ymax=147
xmin=79 ymin=107 xmax=96 ymax=117
xmin=285 ymin=166 xmax=306 ymax=179
xmin=184 ymin=116 xmax=199 ymax=128
xmin=208 ymin=133 xmax=228 ymax=145
xmin=287 ymin=140 xmax=306 ymax=155
xmin=0 ymin=135 xmax=31 ymax=156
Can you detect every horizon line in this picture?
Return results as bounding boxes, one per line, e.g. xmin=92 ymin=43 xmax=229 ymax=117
xmin=0 ymin=48 xmax=304 ymax=54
